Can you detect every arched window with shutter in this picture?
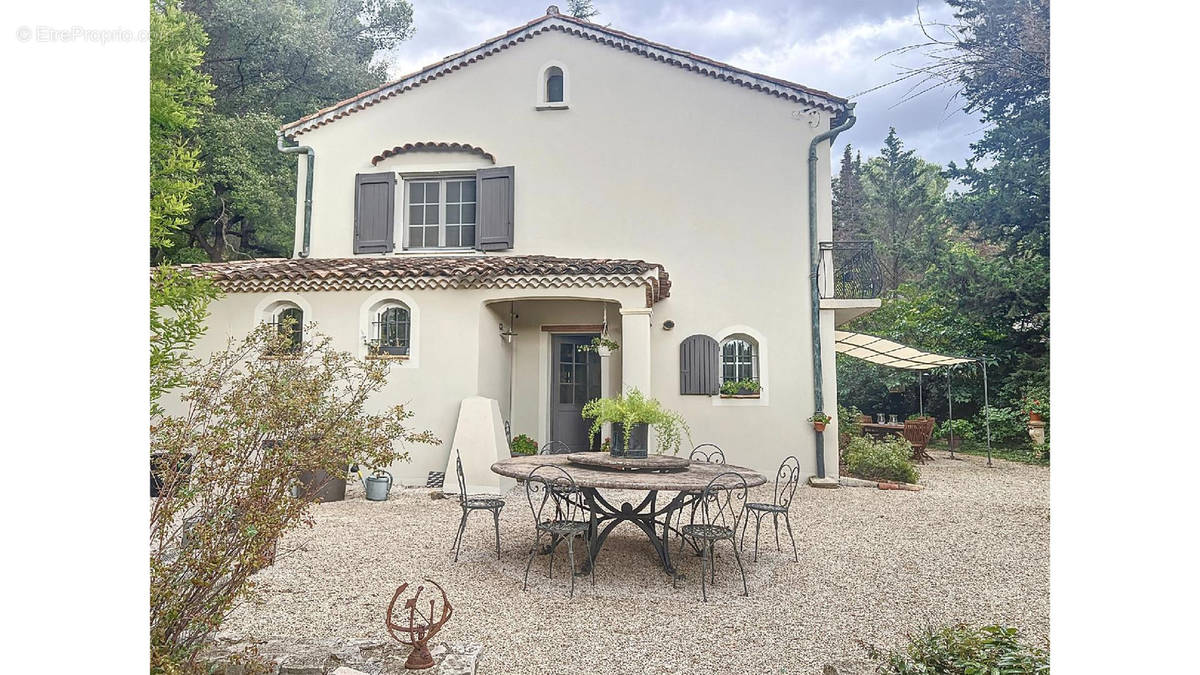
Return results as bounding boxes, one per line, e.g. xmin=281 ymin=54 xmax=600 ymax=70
xmin=679 ymin=334 xmax=719 ymax=395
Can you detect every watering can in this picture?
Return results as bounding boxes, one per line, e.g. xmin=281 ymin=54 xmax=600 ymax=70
xmin=362 ymin=468 xmax=393 ymax=501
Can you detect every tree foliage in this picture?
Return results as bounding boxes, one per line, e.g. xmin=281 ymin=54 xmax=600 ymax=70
xmin=150 ymin=324 xmax=438 ymax=671
xmin=150 ymin=0 xmax=213 ymax=254
xmin=171 ymin=0 xmax=416 ymax=261
xmin=835 ymin=0 xmax=1050 ymax=426
xmin=567 ymin=0 xmax=600 ymax=21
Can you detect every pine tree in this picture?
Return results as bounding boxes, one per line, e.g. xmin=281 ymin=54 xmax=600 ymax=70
xmin=832 ymin=144 xmax=867 ymax=240
xmin=861 ymin=129 xmax=948 ymax=289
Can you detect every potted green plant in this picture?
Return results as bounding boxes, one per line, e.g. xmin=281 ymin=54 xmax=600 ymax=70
xmin=510 ymin=433 xmax=538 ymax=456
xmin=719 ymin=378 xmax=761 ymax=397
xmin=581 ymin=388 xmax=690 ymax=458
xmin=808 ymin=411 xmax=832 ymax=432
xmin=1020 ymin=386 xmax=1050 ymax=422
xmin=578 ymin=336 xmax=620 ymax=353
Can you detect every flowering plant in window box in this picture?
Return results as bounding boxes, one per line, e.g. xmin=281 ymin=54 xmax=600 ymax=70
xmin=720 ymin=378 xmax=761 ymax=397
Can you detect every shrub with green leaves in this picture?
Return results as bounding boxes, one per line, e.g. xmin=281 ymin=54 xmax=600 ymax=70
xmin=844 ymin=435 xmax=920 ymax=484
xmin=934 ymin=418 xmax=976 ymax=443
xmin=510 ymin=433 xmax=538 ymax=455
xmin=867 ymin=623 xmax=1049 ymax=674
xmin=976 ymin=406 xmax=1031 ymax=448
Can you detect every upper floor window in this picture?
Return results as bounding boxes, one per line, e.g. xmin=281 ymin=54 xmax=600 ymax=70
xmin=269 ymin=305 xmax=304 ymax=355
xmin=545 ymin=66 xmax=564 ymax=103
xmin=370 ymin=304 xmax=411 ymax=357
xmin=720 ymin=335 xmax=758 ymax=384
xmin=407 ymin=178 xmax=476 ymax=249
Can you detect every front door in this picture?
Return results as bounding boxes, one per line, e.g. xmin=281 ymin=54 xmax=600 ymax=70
xmin=551 ymin=334 xmax=602 ymax=452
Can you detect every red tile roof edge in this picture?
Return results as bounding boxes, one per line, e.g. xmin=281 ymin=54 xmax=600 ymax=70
xmin=280 ymin=11 xmax=848 ymax=138
xmin=370 ymin=142 xmax=496 ymax=166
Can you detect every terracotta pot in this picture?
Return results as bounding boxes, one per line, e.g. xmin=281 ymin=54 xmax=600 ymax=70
xmin=813 ymin=421 xmax=827 ymax=432
xmin=1029 ymin=412 xmax=1043 ymax=422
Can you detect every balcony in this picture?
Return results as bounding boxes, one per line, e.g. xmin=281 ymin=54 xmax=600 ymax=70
xmin=818 ymin=240 xmax=882 ymax=325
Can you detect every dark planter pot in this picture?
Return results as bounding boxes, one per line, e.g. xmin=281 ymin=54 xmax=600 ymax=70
xmin=611 ymin=422 xmax=649 ymax=459
xmin=295 ymin=468 xmax=347 ymax=503
xmin=150 ymin=453 xmax=193 ymax=497
xmin=948 ymin=436 xmax=963 ymax=451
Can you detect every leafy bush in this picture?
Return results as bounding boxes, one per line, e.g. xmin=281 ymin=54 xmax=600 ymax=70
xmin=1020 ymin=384 xmax=1050 ymax=418
xmin=975 ymin=406 xmax=1030 ymax=448
xmin=150 ymin=324 xmax=438 ymax=671
xmin=510 ymin=433 xmax=537 ymax=455
xmin=838 ymin=404 xmax=864 ymax=437
xmin=867 ymin=623 xmax=1049 ymax=674
xmin=934 ymin=418 xmax=976 ymax=443
xmin=581 ymin=388 xmax=691 ymax=454
xmin=844 ymin=435 xmax=920 ymax=484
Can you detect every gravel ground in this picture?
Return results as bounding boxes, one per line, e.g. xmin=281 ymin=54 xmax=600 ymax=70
xmin=217 ymin=450 xmax=1049 ymax=674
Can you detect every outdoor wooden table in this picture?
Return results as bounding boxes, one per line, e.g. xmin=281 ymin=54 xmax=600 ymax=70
xmin=861 ymin=422 xmax=905 ymax=438
xmin=491 ymin=453 xmax=766 ymax=579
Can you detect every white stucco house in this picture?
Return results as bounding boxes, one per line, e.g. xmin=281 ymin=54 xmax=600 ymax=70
xmin=170 ymin=7 xmax=880 ymax=486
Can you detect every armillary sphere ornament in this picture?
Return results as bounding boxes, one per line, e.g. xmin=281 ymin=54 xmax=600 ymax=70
xmin=385 ymin=578 xmax=454 ymax=670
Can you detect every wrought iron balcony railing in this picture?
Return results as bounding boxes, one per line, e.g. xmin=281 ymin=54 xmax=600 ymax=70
xmin=818 ymin=240 xmax=883 ymax=299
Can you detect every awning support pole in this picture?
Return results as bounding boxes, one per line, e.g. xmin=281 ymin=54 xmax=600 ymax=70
xmin=947 ymin=369 xmax=954 ymax=459
xmin=918 ymin=372 xmax=924 ymax=417
xmin=982 ymin=360 xmax=992 ymax=467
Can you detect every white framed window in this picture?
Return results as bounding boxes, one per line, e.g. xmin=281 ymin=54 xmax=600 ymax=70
xmin=721 ymin=335 xmax=758 ymax=383
xmin=405 ymin=176 xmax=476 ymax=249
xmin=536 ymin=61 xmax=570 ymax=109
xmin=370 ymin=302 xmax=411 ymax=357
xmin=266 ymin=302 xmax=304 ymax=355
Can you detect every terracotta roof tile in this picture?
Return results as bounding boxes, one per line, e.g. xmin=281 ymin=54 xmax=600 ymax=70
xmin=370 ymin=141 xmax=495 ymax=166
xmin=176 ymin=255 xmax=671 ymax=306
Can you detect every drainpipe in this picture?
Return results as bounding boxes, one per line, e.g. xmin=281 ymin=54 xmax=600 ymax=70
xmin=276 ymin=131 xmax=314 ymax=258
xmin=807 ymin=102 xmax=856 ymax=479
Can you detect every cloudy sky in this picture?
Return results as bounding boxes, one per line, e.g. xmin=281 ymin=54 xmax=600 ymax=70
xmin=375 ymin=0 xmax=980 ymax=168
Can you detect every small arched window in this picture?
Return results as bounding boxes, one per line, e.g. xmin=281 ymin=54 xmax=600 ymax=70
xmin=545 ymin=66 xmax=564 ymax=103
xmin=720 ymin=335 xmax=758 ymax=384
xmin=371 ymin=304 xmax=411 ymax=356
xmin=270 ymin=306 xmax=304 ymax=354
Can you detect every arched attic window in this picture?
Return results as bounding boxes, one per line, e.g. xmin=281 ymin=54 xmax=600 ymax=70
xmin=545 ymin=66 xmax=564 ymax=103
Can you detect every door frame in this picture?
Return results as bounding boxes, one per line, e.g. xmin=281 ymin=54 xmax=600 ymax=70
xmin=547 ymin=332 xmax=600 ymax=451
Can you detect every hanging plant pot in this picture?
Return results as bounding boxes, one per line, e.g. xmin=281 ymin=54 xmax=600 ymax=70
xmin=812 ymin=421 xmax=827 ymax=433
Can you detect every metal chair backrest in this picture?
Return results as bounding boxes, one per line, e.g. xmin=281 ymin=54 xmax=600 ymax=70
xmin=539 ymin=440 xmax=573 ymax=455
xmin=698 ymin=471 xmax=748 ymax=532
xmin=525 ymin=464 xmax=582 ymax=525
xmin=773 ymin=455 xmax=802 ymax=510
xmin=689 ymin=443 xmax=726 ymax=464
xmin=454 ymin=449 xmax=467 ymax=501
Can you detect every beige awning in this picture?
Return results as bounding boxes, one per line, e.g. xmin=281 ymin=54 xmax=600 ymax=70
xmin=834 ymin=331 xmax=975 ymax=370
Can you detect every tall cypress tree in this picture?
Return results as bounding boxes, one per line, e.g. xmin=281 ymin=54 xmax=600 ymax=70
xmin=833 ymin=144 xmax=867 ymax=240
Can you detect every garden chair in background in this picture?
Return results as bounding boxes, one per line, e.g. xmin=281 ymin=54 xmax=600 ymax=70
xmin=675 ymin=471 xmax=749 ymax=602
xmin=450 ymin=449 xmax=505 ymax=562
xmin=741 ymin=455 xmax=801 ymax=562
xmin=903 ymin=417 xmax=936 ymax=463
xmin=522 ymin=464 xmax=594 ymax=598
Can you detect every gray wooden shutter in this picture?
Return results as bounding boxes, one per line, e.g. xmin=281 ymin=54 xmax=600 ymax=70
xmin=354 ymin=172 xmax=396 ymax=253
xmin=679 ymin=334 xmax=719 ymax=395
xmin=475 ymin=166 xmax=514 ymax=251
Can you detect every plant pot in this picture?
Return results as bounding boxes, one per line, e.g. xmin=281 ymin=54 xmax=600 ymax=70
xmin=812 ymin=421 xmax=827 ymax=433
xmin=1029 ymin=412 xmax=1043 ymax=422
xmin=150 ymin=452 xmax=193 ymax=497
xmin=295 ymin=468 xmax=347 ymax=503
xmin=611 ymin=422 xmax=649 ymax=459
xmin=948 ymin=436 xmax=962 ymax=451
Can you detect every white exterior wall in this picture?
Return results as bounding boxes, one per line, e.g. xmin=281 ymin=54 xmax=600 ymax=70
xmin=178 ymin=29 xmax=848 ymax=483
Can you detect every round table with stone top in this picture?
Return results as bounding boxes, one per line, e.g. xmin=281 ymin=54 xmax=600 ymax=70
xmin=491 ymin=453 xmax=767 ymax=578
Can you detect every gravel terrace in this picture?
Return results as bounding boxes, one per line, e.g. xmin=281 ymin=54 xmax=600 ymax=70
xmin=217 ymin=450 xmax=1049 ymax=674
